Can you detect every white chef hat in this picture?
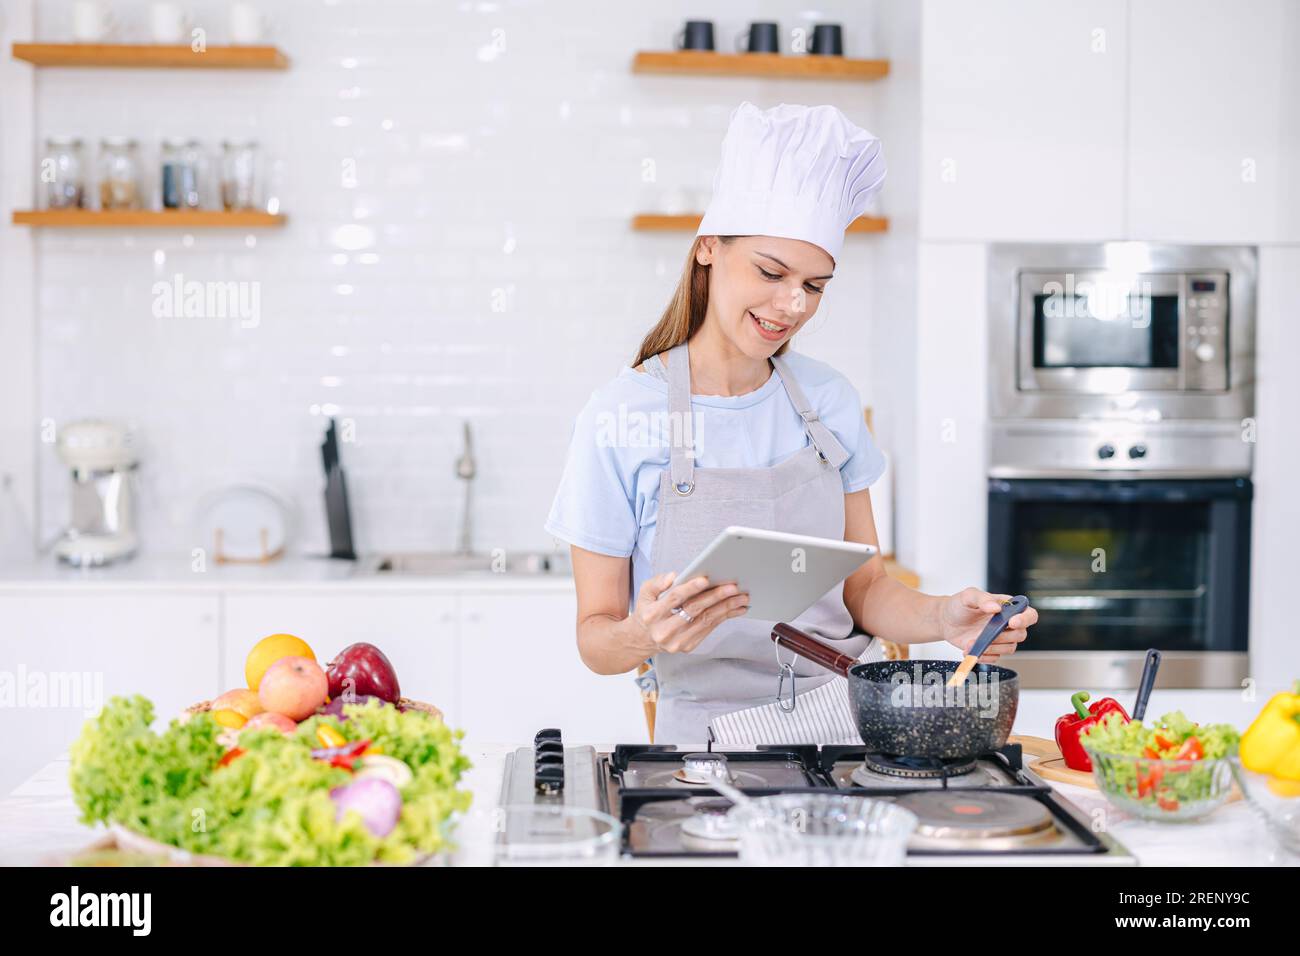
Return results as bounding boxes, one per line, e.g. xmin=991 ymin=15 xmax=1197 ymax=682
xmin=696 ymin=102 xmax=886 ymax=263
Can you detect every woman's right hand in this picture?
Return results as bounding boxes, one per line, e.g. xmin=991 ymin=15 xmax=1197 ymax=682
xmin=624 ymin=571 xmax=750 ymax=656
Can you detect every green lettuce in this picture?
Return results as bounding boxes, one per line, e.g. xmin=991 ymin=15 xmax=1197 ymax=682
xmin=70 ymin=695 xmax=472 ymax=865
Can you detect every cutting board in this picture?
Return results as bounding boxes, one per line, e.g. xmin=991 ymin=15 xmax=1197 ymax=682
xmin=1008 ymin=734 xmax=1096 ymax=788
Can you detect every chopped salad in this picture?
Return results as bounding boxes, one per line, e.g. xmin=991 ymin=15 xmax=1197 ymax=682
xmin=1081 ymin=710 xmax=1239 ymax=812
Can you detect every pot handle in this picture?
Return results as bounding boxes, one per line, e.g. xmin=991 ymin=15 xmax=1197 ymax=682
xmin=770 ymin=623 xmax=856 ymax=677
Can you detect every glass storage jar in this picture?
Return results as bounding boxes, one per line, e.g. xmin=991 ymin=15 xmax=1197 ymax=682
xmin=161 ymin=138 xmax=202 ymax=209
xmin=220 ymin=140 xmax=259 ymax=210
xmin=97 ymin=137 xmax=141 ymax=210
xmin=41 ymin=136 xmax=86 ymax=209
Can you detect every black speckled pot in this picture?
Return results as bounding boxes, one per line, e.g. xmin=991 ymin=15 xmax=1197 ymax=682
xmin=771 ymin=624 xmax=1019 ymax=759
xmin=847 ymin=659 xmax=1019 ymax=759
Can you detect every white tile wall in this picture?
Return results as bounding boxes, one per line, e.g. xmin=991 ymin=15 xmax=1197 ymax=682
xmin=22 ymin=0 xmax=904 ymax=558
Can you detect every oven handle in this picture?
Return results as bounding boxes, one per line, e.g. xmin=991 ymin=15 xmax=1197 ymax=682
xmin=987 ymin=476 xmax=1252 ymax=504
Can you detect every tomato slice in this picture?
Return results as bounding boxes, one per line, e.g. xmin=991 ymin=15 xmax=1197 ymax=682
xmin=1175 ymin=737 xmax=1204 ymax=761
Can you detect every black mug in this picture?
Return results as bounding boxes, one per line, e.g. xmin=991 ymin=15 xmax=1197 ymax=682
xmin=736 ymin=21 xmax=780 ymax=54
xmin=808 ymin=23 xmax=844 ymax=56
xmin=675 ymin=20 xmax=715 ymax=51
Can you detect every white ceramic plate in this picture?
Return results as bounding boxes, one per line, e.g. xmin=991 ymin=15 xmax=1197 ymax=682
xmin=192 ymin=483 xmax=293 ymax=562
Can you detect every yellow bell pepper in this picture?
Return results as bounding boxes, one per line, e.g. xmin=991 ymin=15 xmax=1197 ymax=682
xmin=1240 ymin=681 xmax=1300 ymax=781
xmin=316 ymin=724 xmax=347 ymax=749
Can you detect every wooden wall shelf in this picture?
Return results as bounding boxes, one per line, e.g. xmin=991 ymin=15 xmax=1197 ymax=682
xmin=12 ymin=210 xmax=287 ymax=228
xmin=632 ymin=213 xmax=888 ymax=234
xmin=632 ymin=50 xmax=889 ymax=81
xmin=11 ymin=43 xmax=288 ymax=69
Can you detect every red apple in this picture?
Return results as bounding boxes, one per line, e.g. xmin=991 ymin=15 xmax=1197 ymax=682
xmin=326 ymin=643 xmax=401 ymax=704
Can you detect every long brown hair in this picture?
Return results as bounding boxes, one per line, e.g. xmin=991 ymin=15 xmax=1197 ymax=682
xmin=632 ymin=236 xmax=793 ymax=367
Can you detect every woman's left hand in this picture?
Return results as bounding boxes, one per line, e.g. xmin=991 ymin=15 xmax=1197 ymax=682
xmin=939 ymin=588 xmax=1038 ymax=662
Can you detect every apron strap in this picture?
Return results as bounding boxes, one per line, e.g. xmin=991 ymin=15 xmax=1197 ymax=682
xmin=666 ymin=343 xmax=852 ymax=489
xmin=770 ymin=354 xmax=852 ymax=469
xmin=666 ymin=342 xmax=696 ymax=494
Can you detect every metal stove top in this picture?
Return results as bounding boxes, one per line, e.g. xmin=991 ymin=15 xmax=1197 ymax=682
xmin=497 ymin=731 xmax=1137 ymax=865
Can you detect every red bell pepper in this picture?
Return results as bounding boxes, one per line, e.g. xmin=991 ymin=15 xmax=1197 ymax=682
xmin=1054 ymin=691 xmax=1132 ymax=772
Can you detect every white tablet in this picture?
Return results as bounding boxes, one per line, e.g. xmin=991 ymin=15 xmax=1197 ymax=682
xmin=671 ymin=526 xmax=877 ymax=624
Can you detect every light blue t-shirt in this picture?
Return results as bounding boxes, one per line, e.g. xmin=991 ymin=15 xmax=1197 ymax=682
xmin=544 ymin=349 xmax=887 ymax=607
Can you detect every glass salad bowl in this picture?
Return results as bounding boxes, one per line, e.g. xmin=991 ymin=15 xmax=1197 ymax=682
xmin=1230 ymin=758 xmax=1300 ymax=854
xmin=1085 ymin=746 xmax=1235 ymax=821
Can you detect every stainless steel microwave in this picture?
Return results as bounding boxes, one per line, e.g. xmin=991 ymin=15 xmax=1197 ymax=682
xmin=988 ymin=244 xmax=1256 ymax=422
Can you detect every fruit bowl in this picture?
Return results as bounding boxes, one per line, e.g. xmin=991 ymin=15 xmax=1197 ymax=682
xmin=1085 ymin=746 xmax=1234 ymax=821
xmin=1231 ymin=757 xmax=1300 ymax=853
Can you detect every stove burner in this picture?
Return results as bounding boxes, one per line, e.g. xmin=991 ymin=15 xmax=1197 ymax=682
xmin=679 ymin=799 xmax=739 ymax=843
xmin=675 ymin=752 xmax=732 ymax=786
xmin=855 ymin=753 xmax=977 ymax=783
xmin=894 ymin=791 xmax=1058 ymax=849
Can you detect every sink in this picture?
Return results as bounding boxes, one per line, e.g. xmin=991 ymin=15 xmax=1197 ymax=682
xmin=366 ymin=550 xmax=571 ymax=577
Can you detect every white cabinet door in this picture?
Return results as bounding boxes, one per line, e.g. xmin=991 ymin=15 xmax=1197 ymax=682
xmin=0 ymin=592 xmax=220 ymax=796
xmin=1127 ymin=0 xmax=1299 ymax=242
xmin=920 ymin=0 xmax=1128 ymax=240
xmin=221 ymin=592 xmax=461 ymax=724
xmin=457 ymin=591 xmax=649 ymax=745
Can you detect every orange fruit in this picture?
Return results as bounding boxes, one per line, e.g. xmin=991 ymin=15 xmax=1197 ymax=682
xmin=245 ymin=633 xmax=316 ymax=691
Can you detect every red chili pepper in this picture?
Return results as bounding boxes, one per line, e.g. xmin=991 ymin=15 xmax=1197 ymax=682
xmin=1054 ymin=691 xmax=1132 ymax=772
xmin=218 ymin=747 xmax=245 ymax=768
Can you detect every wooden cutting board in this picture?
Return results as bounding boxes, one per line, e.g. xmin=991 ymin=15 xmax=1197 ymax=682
xmin=1008 ymin=734 xmax=1097 ymax=788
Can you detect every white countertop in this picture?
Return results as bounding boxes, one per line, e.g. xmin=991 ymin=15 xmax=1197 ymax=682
xmin=1 ymin=743 xmax=1293 ymax=867
xmin=0 ymin=552 xmax=574 ymax=592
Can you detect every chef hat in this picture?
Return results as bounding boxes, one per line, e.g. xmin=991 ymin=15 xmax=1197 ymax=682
xmin=696 ymin=102 xmax=886 ymax=263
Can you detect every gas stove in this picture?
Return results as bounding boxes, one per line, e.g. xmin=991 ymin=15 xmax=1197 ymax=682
xmin=497 ymin=731 xmax=1137 ymax=865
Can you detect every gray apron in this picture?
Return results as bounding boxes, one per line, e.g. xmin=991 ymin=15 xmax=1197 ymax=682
xmin=647 ymin=340 xmax=872 ymax=743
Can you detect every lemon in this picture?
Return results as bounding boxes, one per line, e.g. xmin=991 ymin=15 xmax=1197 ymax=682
xmin=245 ymin=633 xmax=316 ymax=691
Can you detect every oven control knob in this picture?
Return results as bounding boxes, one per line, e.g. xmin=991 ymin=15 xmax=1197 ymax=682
xmin=1128 ymin=443 xmax=1148 ymax=460
xmin=1097 ymin=443 xmax=1116 ymax=460
xmin=1195 ymin=342 xmax=1216 ymax=362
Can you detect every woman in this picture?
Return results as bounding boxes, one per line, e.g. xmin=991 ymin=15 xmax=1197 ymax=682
xmin=545 ymin=102 xmax=1038 ymax=742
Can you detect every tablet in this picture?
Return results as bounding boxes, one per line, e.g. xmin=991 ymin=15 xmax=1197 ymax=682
xmin=672 ymin=526 xmax=877 ymax=623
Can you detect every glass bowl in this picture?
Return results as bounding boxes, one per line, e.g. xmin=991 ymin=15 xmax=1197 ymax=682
xmin=728 ymin=794 xmax=918 ymax=866
xmin=1085 ymin=746 xmax=1234 ymax=821
xmin=1230 ymin=758 xmax=1300 ymax=854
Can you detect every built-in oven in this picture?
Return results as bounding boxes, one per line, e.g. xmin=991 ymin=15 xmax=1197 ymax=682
xmin=987 ymin=243 xmax=1256 ymax=689
xmin=987 ymin=476 xmax=1251 ymax=688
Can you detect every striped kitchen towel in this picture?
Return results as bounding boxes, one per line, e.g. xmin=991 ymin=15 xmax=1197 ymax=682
xmin=708 ymin=639 xmax=883 ymax=746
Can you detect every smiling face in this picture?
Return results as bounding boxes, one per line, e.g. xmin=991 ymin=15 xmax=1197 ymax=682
xmin=695 ymin=235 xmax=836 ymax=359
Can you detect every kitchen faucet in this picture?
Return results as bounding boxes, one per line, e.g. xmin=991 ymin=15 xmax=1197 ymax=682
xmin=455 ymin=420 xmax=475 ymax=555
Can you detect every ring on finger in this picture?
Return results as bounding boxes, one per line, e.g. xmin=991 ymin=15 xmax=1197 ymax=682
xmin=670 ymin=605 xmax=694 ymax=624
